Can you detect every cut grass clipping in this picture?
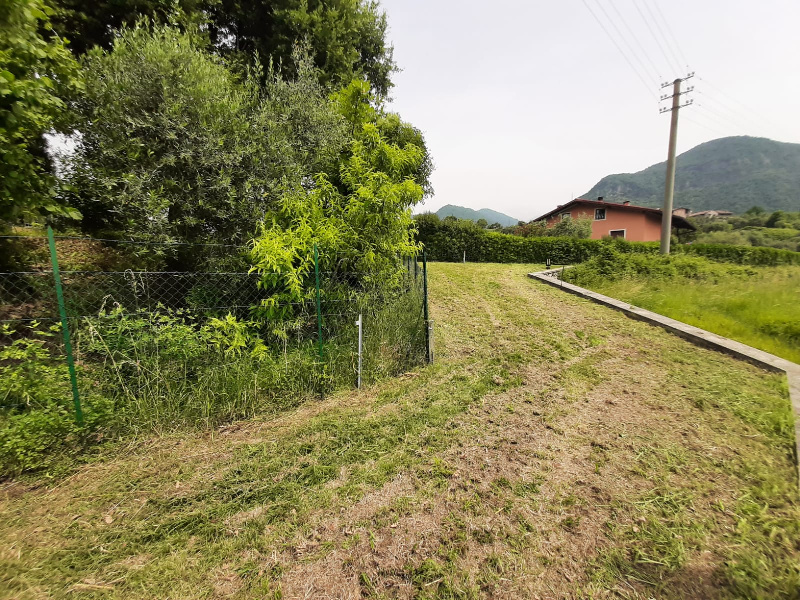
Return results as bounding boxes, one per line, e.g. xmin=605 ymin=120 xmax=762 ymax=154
xmin=0 ymin=263 xmax=797 ymax=599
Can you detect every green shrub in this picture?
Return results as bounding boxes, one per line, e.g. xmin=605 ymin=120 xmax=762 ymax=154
xmin=562 ymin=248 xmax=752 ymax=289
xmin=0 ymin=322 xmax=113 ymax=475
xmin=414 ymin=215 xmax=800 ymax=267
xmin=676 ymin=243 xmax=800 ymax=266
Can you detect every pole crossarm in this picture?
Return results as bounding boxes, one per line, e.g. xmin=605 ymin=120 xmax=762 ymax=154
xmin=660 ymin=99 xmax=694 ymax=113
xmin=660 ymin=72 xmax=695 ymax=89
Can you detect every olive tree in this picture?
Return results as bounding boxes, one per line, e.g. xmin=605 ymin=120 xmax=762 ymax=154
xmin=64 ymin=25 xmax=348 ymax=254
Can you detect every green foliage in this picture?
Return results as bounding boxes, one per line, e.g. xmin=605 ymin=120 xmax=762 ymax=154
xmin=689 ymin=209 xmax=800 ymax=251
xmin=562 ymin=247 xmax=753 ymax=288
xmin=63 ymin=25 xmax=348 ymax=255
xmin=585 ymin=136 xmax=800 ymax=214
xmin=415 ymin=214 xmax=613 ymax=263
xmin=415 ymin=214 xmax=800 ymax=267
xmin=547 ymin=215 xmax=592 ymax=239
xmin=0 ymin=0 xmax=82 ymax=224
xmin=250 ymin=82 xmax=425 ymax=316
xmin=564 ymin=250 xmax=800 ymax=363
xmin=679 ymin=242 xmax=800 ymax=266
xmin=0 ymin=322 xmax=111 ymax=474
xmin=51 ymin=0 xmax=396 ymax=96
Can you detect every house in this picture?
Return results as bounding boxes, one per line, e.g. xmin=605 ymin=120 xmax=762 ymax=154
xmin=532 ymin=197 xmax=695 ymax=242
xmin=672 ymin=207 xmax=691 ymax=218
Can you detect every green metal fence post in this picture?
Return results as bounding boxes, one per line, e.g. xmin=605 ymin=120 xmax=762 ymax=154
xmin=47 ymin=226 xmax=83 ymax=424
xmin=314 ymin=244 xmax=323 ymax=359
xmin=422 ymin=250 xmax=431 ymax=364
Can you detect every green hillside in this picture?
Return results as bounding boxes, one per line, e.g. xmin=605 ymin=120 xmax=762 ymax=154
xmin=584 ymin=136 xmax=800 ymax=214
xmin=435 ymin=204 xmax=519 ymax=226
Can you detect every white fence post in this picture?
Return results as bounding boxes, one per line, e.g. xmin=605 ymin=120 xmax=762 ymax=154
xmin=356 ymin=313 xmax=363 ymax=389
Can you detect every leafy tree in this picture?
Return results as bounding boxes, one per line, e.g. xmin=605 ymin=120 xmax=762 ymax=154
xmin=332 ymin=79 xmax=433 ymax=196
xmin=0 ymin=0 xmax=82 ymax=225
xmin=549 ymin=216 xmax=592 ymax=239
xmin=765 ymin=210 xmax=785 ymax=228
xmin=476 ymin=218 xmax=488 ymax=229
xmin=64 ymin=25 xmax=348 ymax=255
xmin=51 ymin=0 xmax=396 ymax=95
xmin=250 ymin=109 xmax=425 ymax=315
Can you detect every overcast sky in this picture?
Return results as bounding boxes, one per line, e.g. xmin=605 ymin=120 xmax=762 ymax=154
xmin=381 ymin=0 xmax=800 ymax=221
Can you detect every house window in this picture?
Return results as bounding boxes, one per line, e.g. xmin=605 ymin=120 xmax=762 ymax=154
xmin=609 ymin=229 xmax=626 ymax=239
xmin=594 ymin=208 xmax=606 ymax=220
xmin=560 ymin=212 xmax=571 ymax=221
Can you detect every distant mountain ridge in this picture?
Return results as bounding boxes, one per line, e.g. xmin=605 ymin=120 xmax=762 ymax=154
xmin=434 ymin=204 xmax=519 ymax=227
xmin=584 ymin=136 xmax=800 ymax=214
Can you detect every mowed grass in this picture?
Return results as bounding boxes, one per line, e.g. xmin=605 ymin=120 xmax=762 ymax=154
xmin=577 ymin=265 xmax=800 ymax=363
xmin=0 ymin=263 xmax=798 ymax=599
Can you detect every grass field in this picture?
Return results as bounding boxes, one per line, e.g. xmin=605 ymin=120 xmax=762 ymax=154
xmin=572 ymin=265 xmax=800 ymax=364
xmin=0 ymin=263 xmax=798 ymax=599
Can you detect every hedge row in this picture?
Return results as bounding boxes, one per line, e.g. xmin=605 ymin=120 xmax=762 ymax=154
xmin=674 ymin=243 xmax=800 ymax=266
xmin=415 ymin=219 xmax=800 ymax=267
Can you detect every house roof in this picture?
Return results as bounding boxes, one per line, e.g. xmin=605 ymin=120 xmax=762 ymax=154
xmin=533 ymin=198 xmax=696 ymax=230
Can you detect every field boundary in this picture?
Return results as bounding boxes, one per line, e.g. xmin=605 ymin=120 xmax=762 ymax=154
xmin=529 ymin=268 xmax=800 ymax=485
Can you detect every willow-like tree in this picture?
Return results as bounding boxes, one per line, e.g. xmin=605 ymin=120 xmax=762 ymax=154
xmin=64 ymin=25 xmax=348 ymax=255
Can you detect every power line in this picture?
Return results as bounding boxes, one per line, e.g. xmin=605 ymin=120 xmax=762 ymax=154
xmin=693 ymin=103 xmax=749 ymax=134
xmin=632 ymin=0 xmax=681 ymax=77
xmin=649 ymin=0 xmax=690 ymax=68
xmin=698 ymin=77 xmax=784 ymax=134
xmin=696 ymin=91 xmax=768 ymax=133
xmin=682 ymin=115 xmax=730 ymax=138
xmin=580 ymin=0 xmax=658 ymax=99
xmin=591 ymin=0 xmax=659 ymax=86
xmin=604 ymin=0 xmax=663 ymax=82
xmin=642 ymin=0 xmax=683 ymax=73
xmin=595 ymin=0 xmax=659 ymax=85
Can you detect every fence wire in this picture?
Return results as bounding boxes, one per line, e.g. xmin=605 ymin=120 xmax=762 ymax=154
xmin=0 ymin=233 xmax=429 ymax=435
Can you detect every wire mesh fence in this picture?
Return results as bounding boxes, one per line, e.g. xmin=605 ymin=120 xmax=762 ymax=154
xmin=0 ymin=229 xmax=430 ymax=473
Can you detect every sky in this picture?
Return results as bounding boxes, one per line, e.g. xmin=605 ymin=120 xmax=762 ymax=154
xmin=381 ymin=0 xmax=800 ymax=222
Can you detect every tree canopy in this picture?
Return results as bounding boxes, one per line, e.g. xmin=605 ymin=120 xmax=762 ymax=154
xmin=0 ymin=0 xmax=82 ymax=224
xmin=64 ymin=25 xmax=349 ymax=253
xmin=51 ymin=0 xmax=396 ymax=95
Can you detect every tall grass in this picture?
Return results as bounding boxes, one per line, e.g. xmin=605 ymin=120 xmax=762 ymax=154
xmin=564 ymin=251 xmax=800 ymax=363
xmin=0 ymin=286 xmax=426 ymax=476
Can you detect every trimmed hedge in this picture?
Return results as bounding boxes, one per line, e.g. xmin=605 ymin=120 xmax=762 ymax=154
xmin=415 ymin=217 xmax=800 ymax=267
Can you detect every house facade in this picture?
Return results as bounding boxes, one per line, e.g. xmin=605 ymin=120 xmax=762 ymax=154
xmin=533 ymin=197 xmax=695 ymax=242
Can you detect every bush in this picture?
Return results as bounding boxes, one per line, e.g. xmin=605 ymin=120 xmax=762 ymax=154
xmin=562 ymin=247 xmax=753 ymax=289
xmin=414 ymin=214 xmax=800 ymax=267
xmin=0 ymin=322 xmax=113 ymax=475
xmin=676 ymin=243 xmax=800 ymax=266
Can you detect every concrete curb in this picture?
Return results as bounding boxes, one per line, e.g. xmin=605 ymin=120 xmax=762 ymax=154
xmin=529 ymin=268 xmax=800 ymax=485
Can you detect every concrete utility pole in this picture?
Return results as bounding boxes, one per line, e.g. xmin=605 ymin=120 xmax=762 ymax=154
xmin=659 ymin=73 xmax=694 ymax=254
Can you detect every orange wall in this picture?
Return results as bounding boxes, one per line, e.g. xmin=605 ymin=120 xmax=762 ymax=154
xmin=545 ymin=206 xmax=663 ymax=242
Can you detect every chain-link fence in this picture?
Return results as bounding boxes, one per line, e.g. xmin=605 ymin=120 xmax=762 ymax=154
xmin=0 ymin=229 xmax=431 ymax=474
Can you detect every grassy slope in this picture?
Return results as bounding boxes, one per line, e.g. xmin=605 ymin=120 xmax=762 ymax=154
xmin=0 ymin=263 xmax=797 ymax=599
xmin=580 ymin=266 xmax=800 ymax=364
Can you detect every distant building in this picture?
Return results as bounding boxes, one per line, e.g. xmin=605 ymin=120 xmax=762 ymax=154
xmin=688 ymin=210 xmax=733 ymax=219
xmin=532 ymin=197 xmax=695 ymax=242
xmin=672 ymin=207 xmax=691 ymax=218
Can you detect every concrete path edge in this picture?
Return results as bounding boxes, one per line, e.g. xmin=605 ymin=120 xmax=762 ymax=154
xmin=529 ymin=268 xmax=800 ymax=486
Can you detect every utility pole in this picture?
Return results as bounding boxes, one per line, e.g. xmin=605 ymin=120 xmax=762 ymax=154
xmin=659 ymin=73 xmax=694 ymax=254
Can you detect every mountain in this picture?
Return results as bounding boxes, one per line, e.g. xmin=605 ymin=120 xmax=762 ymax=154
xmin=435 ymin=204 xmax=519 ymax=227
xmin=583 ymin=136 xmax=800 ymax=214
